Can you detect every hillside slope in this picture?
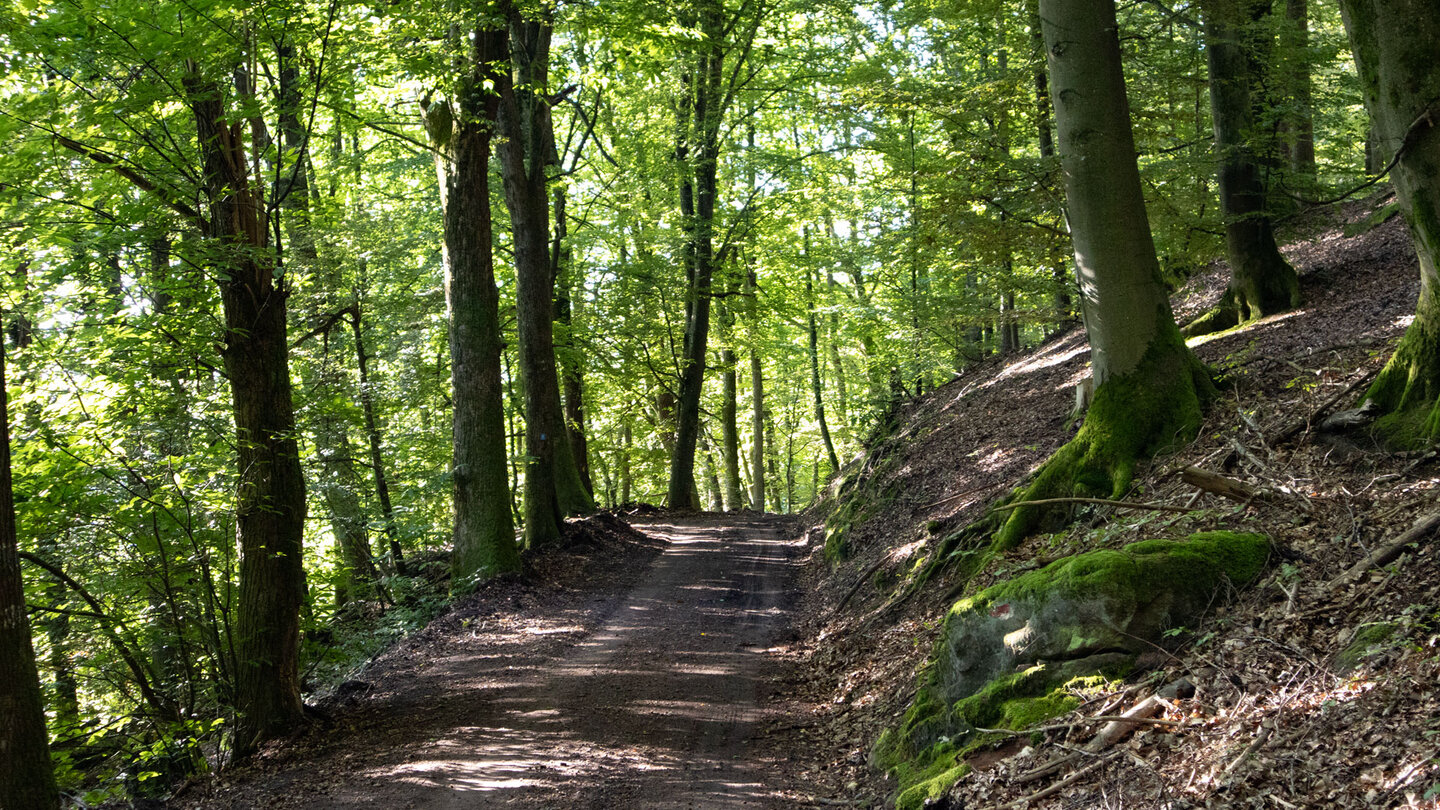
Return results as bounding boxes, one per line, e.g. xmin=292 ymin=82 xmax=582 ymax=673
xmin=777 ymin=193 xmax=1440 ymax=809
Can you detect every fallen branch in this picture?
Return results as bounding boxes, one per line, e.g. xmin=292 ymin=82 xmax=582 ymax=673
xmin=989 ymin=497 xmax=1196 ymax=515
xmin=1270 ymin=366 xmax=1381 ymax=445
xmin=1016 ymin=696 xmax=1165 ymax=784
xmin=1181 ymin=466 xmax=1259 ymax=504
xmin=984 ymin=751 xmax=1121 ymax=810
xmin=975 ymin=713 xmax=1188 ymax=737
xmin=1220 ymin=722 xmax=1274 ymax=777
xmin=1328 ymin=509 xmax=1440 ymax=591
xmin=835 ymin=554 xmax=892 ymax=613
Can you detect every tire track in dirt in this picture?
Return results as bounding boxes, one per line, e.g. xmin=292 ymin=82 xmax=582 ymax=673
xmin=199 ymin=514 xmax=805 ymax=809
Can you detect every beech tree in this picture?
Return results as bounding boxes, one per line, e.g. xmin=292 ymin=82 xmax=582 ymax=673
xmin=998 ymin=0 xmax=1214 ymax=545
xmin=1337 ymin=0 xmax=1440 ymax=445
xmin=1187 ymin=0 xmax=1301 ymax=335
xmin=495 ymin=0 xmax=596 ymax=543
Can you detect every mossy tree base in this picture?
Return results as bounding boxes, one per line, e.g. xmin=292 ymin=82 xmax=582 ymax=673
xmin=997 ymin=325 xmax=1215 ymax=548
xmin=1366 ymin=294 xmax=1440 ymax=448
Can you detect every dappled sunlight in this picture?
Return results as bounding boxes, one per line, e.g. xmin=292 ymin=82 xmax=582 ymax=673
xmin=1186 ymin=308 xmax=1307 ymax=350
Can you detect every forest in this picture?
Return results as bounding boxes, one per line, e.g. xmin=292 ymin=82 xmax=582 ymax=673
xmin=2 ymin=0 xmax=1440 ymax=806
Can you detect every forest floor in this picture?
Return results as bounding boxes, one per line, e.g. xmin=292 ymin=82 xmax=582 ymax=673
xmin=779 ymin=189 xmax=1440 ymax=809
xmin=175 ymin=512 xmax=833 ymax=809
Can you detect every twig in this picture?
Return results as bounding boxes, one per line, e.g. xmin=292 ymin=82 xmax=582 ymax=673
xmin=974 ymin=714 xmax=1188 ymax=737
xmin=1220 ymin=722 xmax=1274 ymax=777
xmin=1328 ymin=508 xmax=1440 ymax=591
xmin=1270 ymin=366 xmax=1381 ymax=445
xmin=989 ymin=497 xmax=1196 ymax=515
xmin=984 ymin=752 xmax=1121 ymax=810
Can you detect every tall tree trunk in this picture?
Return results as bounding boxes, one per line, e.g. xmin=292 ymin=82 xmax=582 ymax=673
xmin=1188 ymin=0 xmax=1300 ymax=336
xmin=807 ymin=265 xmax=840 ymax=476
xmin=1281 ymin=0 xmax=1316 ymax=184
xmin=348 ymin=299 xmax=405 ymax=574
xmin=425 ymin=23 xmax=521 ymax=586
xmin=496 ymin=5 xmax=594 ymax=544
xmin=1002 ymin=0 xmax=1214 ymax=546
xmin=720 ymin=347 xmax=742 ymax=510
xmin=667 ymin=0 xmax=732 ymax=509
xmin=1029 ymin=0 xmax=1073 ymax=326
xmin=1338 ymin=0 xmax=1440 ymax=445
xmin=185 ymin=67 xmax=308 ymax=755
xmin=552 ymin=167 xmax=593 ymax=496
xmin=0 ymin=331 xmax=59 ymax=809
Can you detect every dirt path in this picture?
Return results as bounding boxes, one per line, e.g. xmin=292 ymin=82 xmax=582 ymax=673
xmin=194 ymin=514 xmax=808 ymax=809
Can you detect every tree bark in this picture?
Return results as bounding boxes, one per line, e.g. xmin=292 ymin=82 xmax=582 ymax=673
xmin=1338 ymin=0 xmax=1440 ymax=445
xmin=0 ymin=330 xmax=58 ymax=809
xmin=666 ymin=2 xmax=724 ymax=509
xmin=720 ymin=346 xmax=742 ymax=510
xmin=1001 ymin=0 xmax=1213 ymax=546
xmin=1188 ymin=0 xmax=1300 ymax=336
xmin=348 ymin=300 xmax=405 ymax=574
xmin=185 ymin=68 xmax=308 ymax=755
xmin=426 ymin=23 xmax=522 ymax=586
xmin=1281 ymin=0 xmax=1316 ymax=183
xmin=495 ymin=4 xmax=594 ymax=544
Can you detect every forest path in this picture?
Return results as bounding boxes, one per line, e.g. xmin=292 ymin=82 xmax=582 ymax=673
xmin=202 ymin=513 xmax=809 ymax=809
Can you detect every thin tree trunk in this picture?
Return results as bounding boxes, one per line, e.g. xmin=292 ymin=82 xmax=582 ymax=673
xmin=348 ymin=299 xmax=405 ymax=574
xmin=553 ymin=179 xmax=593 ymax=496
xmin=720 ymin=347 xmax=742 ymax=510
xmin=807 ymin=265 xmax=840 ymax=476
xmin=1282 ymin=0 xmax=1316 ymax=183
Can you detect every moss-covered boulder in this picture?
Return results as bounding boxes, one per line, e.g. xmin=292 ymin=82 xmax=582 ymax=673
xmin=876 ymin=531 xmax=1269 ymax=809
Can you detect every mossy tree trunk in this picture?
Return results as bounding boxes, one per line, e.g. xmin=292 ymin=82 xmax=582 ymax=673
xmin=1001 ymin=0 xmax=1214 ymax=546
xmin=428 ymin=22 xmax=522 ymax=586
xmin=1188 ymin=0 xmax=1300 ymax=336
xmin=1338 ymin=0 xmax=1440 ymax=445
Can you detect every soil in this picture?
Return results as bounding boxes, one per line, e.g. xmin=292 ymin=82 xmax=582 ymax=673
xmin=176 ymin=513 xmax=821 ymax=809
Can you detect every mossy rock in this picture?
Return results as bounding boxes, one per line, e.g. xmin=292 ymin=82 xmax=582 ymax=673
xmin=875 ymin=530 xmax=1270 ymax=805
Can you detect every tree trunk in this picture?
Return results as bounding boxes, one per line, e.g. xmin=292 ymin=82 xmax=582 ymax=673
xmin=1002 ymin=0 xmax=1214 ymax=546
xmin=1187 ymin=0 xmax=1300 ymax=336
xmin=552 ymin=171 xmax=593 ymax=496
xmin=807 ymin=265 xmax=840 ymax=477
xmin=427 ymin=23 xmax=522 ymax=586
xmin=667 ymin=0 xmax=728 ymax=510
xmin=1338 ymin=0 xmax=1440 ymax=445
xmin=278 ymin=42 xmax=377 ymax=607
xmin=349 ymin=299 xmax=405 ymax=574
xmin=0 ymin=332 xmax=59 ymax=809
xmin=1281 ymin=0 xmax=1316 ymax=184
xmin=185 ymin=68 xmax=308 ymax=755
xmin=496 ymin=5 xmax=594 ymax=544
xmin=1029 ymin=0 xmax=1073 ymax=326
xmin=720 ymin=347 xmax=742 ymax=510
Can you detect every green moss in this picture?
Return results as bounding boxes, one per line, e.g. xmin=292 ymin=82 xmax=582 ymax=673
xmin=894 ymin=758 xmax=970 ymax=810
xmin=997 ymin=319 xmax=1214 ymax=548
xmin=1335 ymin=622 xmax=1399 ymax=673
xmin=958 ymin=531 xmax=1269 ymax=621
xmin=953 ymin=666 xmax=1081 ymax=730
